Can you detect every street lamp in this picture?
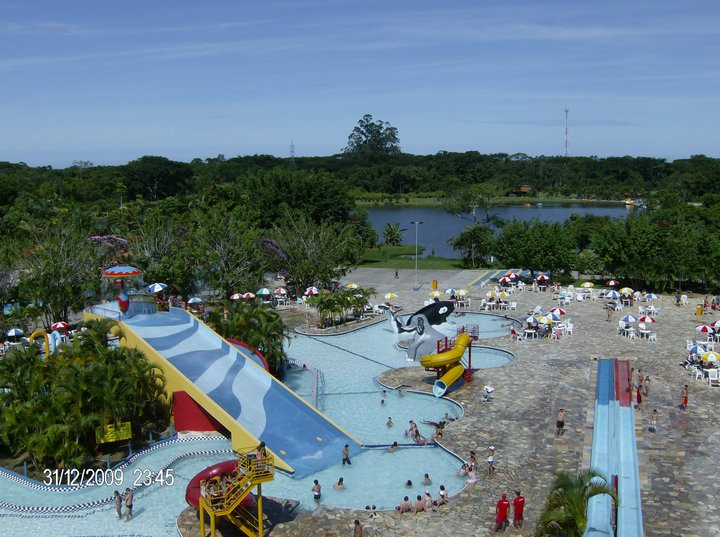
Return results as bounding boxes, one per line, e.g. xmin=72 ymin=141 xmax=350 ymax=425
xmin=411 ymin=221 xmax=423 ymax=288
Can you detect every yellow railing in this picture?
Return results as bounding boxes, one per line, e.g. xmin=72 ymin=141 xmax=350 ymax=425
xmin=203 ymin=451 xmax=275 ymax=515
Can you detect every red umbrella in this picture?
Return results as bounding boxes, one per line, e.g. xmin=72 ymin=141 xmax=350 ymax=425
xmin=606 ymin=280 xmax=619 ymax=287
xmin=499 ymin=276 xmax=512 ymax=284
xmin=51 ymin=321 xmax=68 ymax=331
xmin=696 ymin=325 xmax=713 ymax=333
xmin=230 ymin=293 xmax=242 ymax=300
xmin=536 ymin=274 xmax=550 ymax=281
xmin=102 ymin=265 xmax=142 ymax=277
xmin=549 ymin=307 xmax=566 ymax=316
xmin=638 ymin=316 xmax=656 ymax=323
xmin=506 ymin=272 xmax=520 ymax=279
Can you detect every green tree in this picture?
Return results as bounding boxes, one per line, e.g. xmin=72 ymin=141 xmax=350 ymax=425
xmin=450 ymin=224 xmax=496 ymax=269
xmin=382 ymin=222 xmax=404 ymax=246
xmin=535 ymin=470 xmax=618 ymax=537
xmin=343 ymin=114 xmax=400 ymax=155
xmin=444 ymin=180 xmax=507 ymax=225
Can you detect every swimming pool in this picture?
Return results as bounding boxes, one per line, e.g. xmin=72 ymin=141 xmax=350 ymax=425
xmin=0 ymin=311 xmax=514 ymax=534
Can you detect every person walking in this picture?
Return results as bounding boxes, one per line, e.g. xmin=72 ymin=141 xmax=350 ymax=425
xmin=513 ymin=490 xmax=525 ymax=530
xmin=650 ymin=409 xmax=658 ymax=433
xmin=487 ymin=446 xmax=495 ymax=478
xmin=353 ymin=518 xmax=363 ymax=537
xmin=556 ymin=408 xmax=565 ymax=438
xmin=395 ymin=268 xmax=399 ymax=279
xmin=342 ymin=444 xmax=352 ymax=465
xmin=680 ymin=385 xmax=689 ymax=410
xmin=494 ymin=493 xmax=511 ymax=533
xmin=113 ymin=490 xmax=123 ymax=520
xmin=123 ymin=488 xmax=133 ymax=521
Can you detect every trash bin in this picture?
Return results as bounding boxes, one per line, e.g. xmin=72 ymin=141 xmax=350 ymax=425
xmin=696 ymin=305 xmax=703 ymax=317
xmin=432 ymin=279 xmax=438 ymax=290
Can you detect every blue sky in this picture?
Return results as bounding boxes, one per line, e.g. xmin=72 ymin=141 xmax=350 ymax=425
xmin=1 ymin=0 xmax=718 ymax=167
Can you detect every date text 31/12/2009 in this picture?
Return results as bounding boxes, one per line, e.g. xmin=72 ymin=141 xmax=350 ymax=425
xmin=43 ymin=468 xmax=175 ymax=487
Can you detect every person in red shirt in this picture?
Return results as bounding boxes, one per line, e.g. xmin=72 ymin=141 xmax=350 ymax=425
xmin=494 ymin=493 xmax=510 ymax=533
xmin=513 ymin=490 xmax=525 ymax=529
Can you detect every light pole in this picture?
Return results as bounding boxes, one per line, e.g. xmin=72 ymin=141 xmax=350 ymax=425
xmin=411 ymin=221 xmax=423 ymax=287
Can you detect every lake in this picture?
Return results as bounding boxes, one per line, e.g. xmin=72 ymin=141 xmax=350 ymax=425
xmin=366 ymin=203 xmax=632 ymax=259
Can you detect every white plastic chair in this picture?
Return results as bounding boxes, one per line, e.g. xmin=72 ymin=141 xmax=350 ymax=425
xmin=708 ymin=368 xmax=719 ymax=387
xmin=638 ymin=305 xmax=646 ymax=315
xmin=693 ymin=366 xmax=704 ymax=380
xmin=565 ymin=322 xmax=574 ymax=336
xmin=509 ymin=301 xmax=517 ymax=311
xmin=681 ymin=294 xmax=688 ymax=306
xmin=648 ymin=331 xmax=657 ymax=342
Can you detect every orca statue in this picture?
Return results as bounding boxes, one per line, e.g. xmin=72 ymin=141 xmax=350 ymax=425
xmin=389 ymin=300 xmax=455 ymax=361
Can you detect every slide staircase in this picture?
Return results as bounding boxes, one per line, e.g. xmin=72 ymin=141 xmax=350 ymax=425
xmin=199 ymin=451 xmax=275 ymax=537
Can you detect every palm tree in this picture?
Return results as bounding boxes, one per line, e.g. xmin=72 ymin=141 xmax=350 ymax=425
xmin=535 ymin=469 xmax=618 ymax=537
xmin=383 ymin=222 xmax=404 ymax=246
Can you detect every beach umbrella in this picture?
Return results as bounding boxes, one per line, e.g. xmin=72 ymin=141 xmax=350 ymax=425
xmin=51 ymin=321 xmax=68 ymax=331
xmin=548 ymin=312 xmax=562 ymax=322
xmin=536 ymin=274 xmax=550 ymax=281
xmin=5 ymin=328 xmax=23 ymax=337
xmin=187 ymin=297 xmax=203 ymax=304
xmin=702 ymin=351 xmax=720 ymax=362
xmin=498 ymin=277 xmax=512 ymax=284
xmin=581 ymin=282 xmax=595 ymax=288
xmin=696 ymin=325 xmax=713 ymax=333
xmin=621 ymin=315 xmax=638 ymax=323
xmin=345 ymin=283 xmax=359 ymax=290
xmin=506 ymin=272 xmax=520 ymax=279
xmin=305 ymin=287 xmax=320 ymax=296
xmin=102 ymin=264 xmax=142 ymax=278
xmin=525 ymin=316 xmax=540 ymax=325
xmin=643 ymin=293 xmax=659 ymax=301
xmin=638 ymin=316 xmax=656 ymax=323
xmin=485 ymin=291 xmax=498 ymax=297
xmin=230 ymin=293 xmax=243 ymax=300
xmin=688 ymin=344 xmax=706 ymax=355
xmin=384 ymin=292 xmax=398 ymax=299
xmin=146 ymin=282 xmax=167 ymax=293
xmin=497 ymin=291 xmax=509 ymax=298
xmin=549 ymin=307 xmax=566 ymax=316
xmin=274 ymin=287 xmax=288 ymax=295
xmin=604 ymin=290 xmax=620 ymax=300
xmin=429 ymin=290 xmax=442 ymax=298
xmin=712 ymin=320 xmax=720 ymax=330
xmin=539 ymin=315 xmax=555 ymax=324
xmin=606 ymin=280 xmax=619 ymax=287
xmin=445 ymin=288 xmax=458 ymax=295
xmin=241 ymin=292 xmax=256 ymax=299
xmin=257 ymin=288 xmax=272 ymax=296
xmin=619 ymin=287 xmax=634 ymax=295
xmin=457 ymin=289 xmax=469 ymax=296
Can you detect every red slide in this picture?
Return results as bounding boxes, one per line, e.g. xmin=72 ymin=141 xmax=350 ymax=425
xmin=185 ymin=460 xmax=256 ymax=510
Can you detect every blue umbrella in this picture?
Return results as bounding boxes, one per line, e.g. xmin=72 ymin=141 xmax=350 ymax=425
xmin=146 ymin=282 xmax=167 ymax=293
xmin=621 ymin=315 xmax=638 ymax=323
xmin=689 ymin=344 xmax=706 ymax=355
xmin=187 ymin=297 xmax=203 ymax=304
xmin=604 ymin=290 xmax=620 ymax=300
xmin=643 ymin=293 xmax=659 ymax=301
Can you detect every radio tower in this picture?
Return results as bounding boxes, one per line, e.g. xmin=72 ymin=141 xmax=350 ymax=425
xmin=564 ymin=108 xmax=569 ymax=157
xmin=289 ymin=140 xmax=296 ymax=167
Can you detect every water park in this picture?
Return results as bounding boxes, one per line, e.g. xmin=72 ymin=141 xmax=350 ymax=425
xmin=1 ymin=265 xmax=716 ymax=536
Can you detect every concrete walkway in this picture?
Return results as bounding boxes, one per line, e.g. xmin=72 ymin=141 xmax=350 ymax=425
xmin=193 ymin=269 xmax=720 ymax=536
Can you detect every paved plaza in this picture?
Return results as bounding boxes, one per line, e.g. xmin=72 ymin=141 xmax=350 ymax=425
xmin=188 ymin=268 xmax=720 ymax=537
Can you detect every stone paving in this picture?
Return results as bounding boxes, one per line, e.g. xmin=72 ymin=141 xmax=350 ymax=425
xmin=183 ymin=268 xmax=720 ymax=537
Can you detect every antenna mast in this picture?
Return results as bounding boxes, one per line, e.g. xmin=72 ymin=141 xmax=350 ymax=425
xmin=290 ymin=140 xmax=296 ymax=167
xmin=564 ymin=108 xmax=569 ymax=157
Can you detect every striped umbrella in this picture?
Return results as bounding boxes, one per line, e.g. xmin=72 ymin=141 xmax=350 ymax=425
xmin=51 ymin=321 xmax=68 ymax=331
xmin=606 ymin=280 xmax=619 ymax=287
xmin=345 ymin=283 xmax=359 ymax=290
xmin=230 ymin=293 xmax=243 ymax=300
xmin=549 ymin=307 xmax=566 ymax=316
xmin=457 ymin=289 xmax=469 ymax=296
xmin=619 ymin=287 xmax=634 ymax=295
xmin=498 ymin=277 xmax=512 ymax=284
xmin=274 ymin=287 xmax=288 ymax=295
xmin=525 ymin=316 xmax=541 ymax=325
xmin=241 ymin=292 xmax=256 ymax=299
xmin=146 ymin=282 xmax=167 ymax=293
xmin=305 ymin=287 xmax=320 ymax=296
xmin=384 ymin=292 xmax=398 ymax=299
xmin=429 ymin=290 xmax=443 ymax=298
xmin=188 ymin=297 xmax=203 ymax=304
xmin=604 ymin=290 xmax=620 ymax=300
xmin=643 ymin=293 xmax=659 ymax=301
xmin=539 ymin=315 xmax=555 ymax=324
xmin=696 ymin=325 xmax=713 ymax=333
xmin=712 ymin=320 xmax=720 ymax=330
xmin=638 ymin=316 xmax=656 ymax=323
xmin=257 ymin=288 xmax=272 ymax=296
xmin=506 ymin=272 xmax=520 ymax=279
xmin=536 ymin=274 xmax=550 ymax=281
xmin=688 ymin=344 xmax=706 ymax=355
xmin=621 ymin=315 xmax=638 ymax=323
xmin=581 ymin=282 xmax=594 ymax=288
xmin=102 ymin=265 xmax=142 ymax=278
xmin=702 ymin=351 xmax=720 ymax=362
xmin=445 ymin=288 xmax=458 ymax=295
xmin=5 ymin=328 xmax=23 ymax=337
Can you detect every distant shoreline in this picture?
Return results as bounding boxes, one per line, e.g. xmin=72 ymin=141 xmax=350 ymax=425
xmin=355 ymin=197 xmax=627 ymax=208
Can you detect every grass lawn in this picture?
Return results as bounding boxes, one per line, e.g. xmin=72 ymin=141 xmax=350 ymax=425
xmin=359 ymin=245 xmax=463 ymax=270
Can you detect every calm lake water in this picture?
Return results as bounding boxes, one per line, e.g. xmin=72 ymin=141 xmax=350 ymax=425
xmin=367 ymin=203 xmax=632 ymax=259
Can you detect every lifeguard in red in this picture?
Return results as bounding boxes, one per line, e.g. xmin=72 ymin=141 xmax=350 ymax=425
xmin=513 ymin=490 xmax=525 ymax=528
xmin=495 ymin=493 xmax=510 ymax=533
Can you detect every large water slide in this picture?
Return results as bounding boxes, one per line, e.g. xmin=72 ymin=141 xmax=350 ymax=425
xmin=86 ymin=306 xmax=360 ymax=477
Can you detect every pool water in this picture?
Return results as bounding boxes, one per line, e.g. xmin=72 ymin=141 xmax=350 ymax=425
xmin=0 ymin=312 xmax=514 ymax=535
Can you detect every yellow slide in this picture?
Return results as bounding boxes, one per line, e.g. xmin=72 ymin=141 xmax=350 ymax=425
xmin=420 ymin=332 xmax=471 ymax=397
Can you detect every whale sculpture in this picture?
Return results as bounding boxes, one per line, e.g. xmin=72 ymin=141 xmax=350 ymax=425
xmin=389 ymin=300 xmax=455 ymax=361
